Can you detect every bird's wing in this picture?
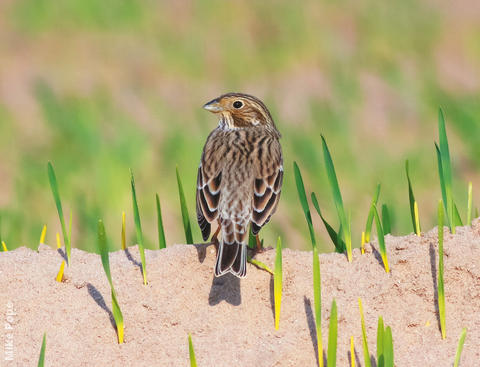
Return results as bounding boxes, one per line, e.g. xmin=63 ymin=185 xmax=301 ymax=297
xmin=196 ymin=132 xmax=223 ymax=241
xmin=251 ymin=137 xmax=283 ymax=235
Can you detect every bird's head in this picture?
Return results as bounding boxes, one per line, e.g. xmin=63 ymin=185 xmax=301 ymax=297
xmin=203 ymin=93 xmax=275 ymax=129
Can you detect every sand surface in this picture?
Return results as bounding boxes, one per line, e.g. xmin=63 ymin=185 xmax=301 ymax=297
xmin=1 ymin=221 xmax=480 ymax=366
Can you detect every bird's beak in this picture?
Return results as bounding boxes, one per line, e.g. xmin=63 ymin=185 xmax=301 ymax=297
xmin=203 ymin=99 xmax=223 ymax=113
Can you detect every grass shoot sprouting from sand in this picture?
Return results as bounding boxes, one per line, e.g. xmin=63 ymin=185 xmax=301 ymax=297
xmin=467 ymin=182 xmax=473 ymax=226
xmin=437 ymin=201 xmax=446 ymax=339
xmin=274 ymin=236 xmax=283 ymax=330
xmin=358 ymin=298 xmax=372 ymax=367
xmin=130 ymin=169 xmax=148 ymax=285
xmin=56 ymin=260 xmax=66 ymax=282
xmin=98 ymin=219 xmax=124 ymax=344
xmin=350 ymin=336 xmax=355 ymax=367
xmin=37 ymin=332 xmax=46 ymax=367
xmin=372 ymin=205 xmax=390 ymax=273
xmin=327 ymin=299 xmax=338 ymax=367
xmin=436 ymin=109 xmax=463 ymax=233
xmin=321 ymin=135 xmax=352 ymax=261
xmin=454 ymin=328 xmax=467 ymax=367
xmin=156 ymin=193 xmax=167 ymax=249
xmin=188 ymin=334 xmax=197 ymax=367
xmin=47 ymin=162 xmax=72 ymax=265
xmin=176 ymin=166 xmax=193 ymax=244
xmin=39 ymin=225 xmax=47 ymax=248
xmin=293 ymin=161 xmax=323 ymax=367
xmin=405 ymin=160 xmax=421 ymax=236
xmin=2 ymin=240 xmax=7 ymax=252
xmin=121 ymin=211 xmax=126 ymax=250
xmin=365 ymin=184 xmax=381 ymax=243
xmin=377 ymin=317 xmax=394 ymax=367
xmin=381 ymin=204 xmax=391 ymax=235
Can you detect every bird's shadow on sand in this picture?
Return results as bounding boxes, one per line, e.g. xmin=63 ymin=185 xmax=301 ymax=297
xmin=208 ymin=273 xmax=241 ymax=306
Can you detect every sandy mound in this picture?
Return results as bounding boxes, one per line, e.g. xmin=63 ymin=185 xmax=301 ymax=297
xmin=1 ymin=221 xmax=480 ymax=366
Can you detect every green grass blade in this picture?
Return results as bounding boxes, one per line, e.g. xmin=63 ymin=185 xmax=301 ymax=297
xmin=313 ymin=246 xmax=323 ymax=367
xmin=247 ymin=257 xmax=273 ymax=275
xmin=188 ymin=334 xmax=197 ymax=367
xmin=130 ymin=170 xmax=148 ymax=285
xmin=453 ymin=328 xmax=467 ymax=367
xmin=176 ymin=166 xmax=193 ymax=244
xmin=381 ymin=204 xmax=391 ymax=235
xmin=405 ymin=161 xmax=421 ymax=235
xmin=327 ymin=299 xmax=338 ymax=367
xmin=438 ymin=201 xmax=446 ymax=339
xmin=98 ymin=220 xmax=113 ymax=287
xmin=358 ymin=298 xmax=372 ymax=367
xmin=248 ymin=230 xmax=256 ymax=250
xmin=435 ymin=144 xmax=448 ymax=218
xmin=311 ymin=192 xmax=344 ymax=252
xmin=111 ymin=288 xmax=124 ymax=343
xmin=293 ymin=162 xmax=316 ymax=248
xmin=98 ymin=220 xmax=124 ymax=344
xmin=47 ymin=161 xmax=71 ymax=265
xmin=156 ymin=194 xmax=167 ymax=249
xmin=383 ymin=326 xmax=394 ymax=367
xmin=121 ymin=211 xmax=126 ymax=250
xmin=454 ymin=203 xmax=463 ymax=227
xmin=372 ymin=205 xmax=389 ymax=273
xmin=321 ymin=135 xmax=351 ymax=261
xmin=467 ymin=182 xmax=473 ymax=226
xmin=437 ymin=110 xmax=455 ymax=233
xmin=37 ymin=332 xmax=46 ymax=367
xmin=377 ymin=317 xmax=384 ymax=367
xmin=274 ymin=237 xmax=283 ymax=330
xmin=365 ymin=184 xmax=381 ymax=242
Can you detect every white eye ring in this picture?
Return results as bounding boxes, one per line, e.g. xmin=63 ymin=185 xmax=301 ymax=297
xmin=233 ymin=100 xmax=243 ymax=109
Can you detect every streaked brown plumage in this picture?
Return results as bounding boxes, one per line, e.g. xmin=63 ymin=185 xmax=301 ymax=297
xmin=196 ymin=93 xmax=283 ymax=277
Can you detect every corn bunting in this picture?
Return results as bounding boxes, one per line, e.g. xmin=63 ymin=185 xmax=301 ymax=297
xmin=197 ymin=93 xmax=283 ymax=277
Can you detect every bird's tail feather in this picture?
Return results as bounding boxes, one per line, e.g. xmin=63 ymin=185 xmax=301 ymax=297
xmin=215 ymin=240 xmax=247 ymax=278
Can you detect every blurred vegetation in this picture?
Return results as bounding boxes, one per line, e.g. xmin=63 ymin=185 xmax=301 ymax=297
xmin=0 ymin=0 xmax=478 ymax=252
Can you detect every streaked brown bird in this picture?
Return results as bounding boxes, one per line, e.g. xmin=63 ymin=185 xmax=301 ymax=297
xmin=196 ymin=93 xmax=283 ymax=278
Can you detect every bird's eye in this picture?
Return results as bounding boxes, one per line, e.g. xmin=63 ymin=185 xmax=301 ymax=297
xmin=233 ymin=100 xmax=243 ymax=109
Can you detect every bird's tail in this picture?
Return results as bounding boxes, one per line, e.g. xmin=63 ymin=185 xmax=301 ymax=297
xmin=215 ymin=220 xmax=247 ymax=278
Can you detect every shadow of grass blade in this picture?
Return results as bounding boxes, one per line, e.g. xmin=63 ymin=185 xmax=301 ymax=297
xmin=176 ymin=166 xmax=193 ymax=244
xmin=37 ymin=332 xmax=46 ymax=367
xmin=381 ymin=204 xmax=391 ymax=235
xmin=358 ymin=298 xmax=372 ymax=367
xmin=156 ymin=194 xmax=167 ymax=249
xmin=327 ymin=299 xmax=338 ymax=367
xmin=383 ymin=326 xmax=394 ymax=367
xmin=405 ymin=161 xmax=421 ymax=235
xmin=130 ymin=169 xmax=147 ymax=285
xmin=188 ymin=334 xmax=197 ymax=367
xmin=453 ymin=328 xmax=467 ymax=367
xmin=365 ymin=184 xmax=381 ymax=242
xmin=98 ymin=220 xmax=124 ymax=344
xmin=47 ymin=162 xmax=71 ymax=265
xmin=311 ymin=192 xmax=344 ymax=252
xmin=274 ymin=237 xmax=283 ymax=330
xmin=321 ymin=135 xmax=351 ymax=261
xmin=438 ymin=201 xmax=446 ymax=339
xmin=372 ymin=205 xmax=389 ymax=273
xmin=293 ymin=162 xmax=316 ymax=248
xmin=312 ymin=246 xmax=323 ymax=367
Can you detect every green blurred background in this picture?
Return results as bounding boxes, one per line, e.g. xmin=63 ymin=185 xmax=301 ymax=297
xmin=0 ymin=0 xmax=479 ymax=253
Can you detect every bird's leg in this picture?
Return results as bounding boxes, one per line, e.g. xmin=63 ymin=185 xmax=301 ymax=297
xmin=255 ymin=234 xmax=263 ymax=253
xmin=211 ymin=225 xmax=221 ymax=251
